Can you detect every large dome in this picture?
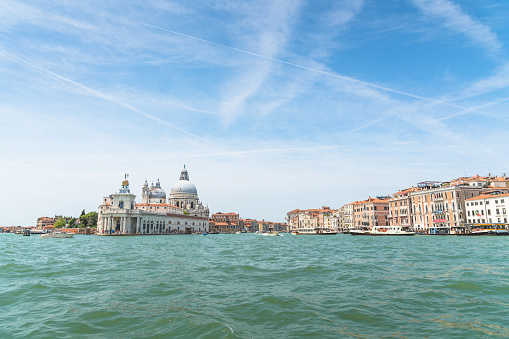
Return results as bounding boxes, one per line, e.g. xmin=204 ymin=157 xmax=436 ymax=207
xmin=171 ymin=180 xmax=197 ymax=195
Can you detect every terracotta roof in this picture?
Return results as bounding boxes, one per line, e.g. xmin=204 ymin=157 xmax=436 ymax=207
xmin=466 ymin=192 xmax=509 ymax=201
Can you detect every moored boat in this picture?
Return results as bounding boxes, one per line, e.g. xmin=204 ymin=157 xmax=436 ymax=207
xmin=40 ymin=232 xmax=74 ymax=239
xmin=350 ymin=226 xmax=415 ymax=236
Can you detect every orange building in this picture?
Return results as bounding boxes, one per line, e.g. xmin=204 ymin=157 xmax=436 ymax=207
xmin=388 ymin=187 xmax=420 ymax=228
xmin=353 ymin=197 xmax=390 ymax=228
xmin=211 ymin=212 xmax=240 ymax=233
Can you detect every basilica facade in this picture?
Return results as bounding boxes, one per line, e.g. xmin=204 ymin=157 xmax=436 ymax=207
xmin=97 ymin=167 xmax=210 ymax=235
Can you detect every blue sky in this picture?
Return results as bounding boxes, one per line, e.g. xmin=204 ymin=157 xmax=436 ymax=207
xmin=1 ymin=0 xmax=509 ymax=226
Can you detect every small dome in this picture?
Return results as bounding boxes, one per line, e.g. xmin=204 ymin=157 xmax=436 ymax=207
xmin=149 ymin=187 xmax=166 ymax=199
xmin=171 ymin=180 xmax=197 ymax=195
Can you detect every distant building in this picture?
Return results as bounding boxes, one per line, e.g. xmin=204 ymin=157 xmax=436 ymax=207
xmin=342 ymin=203 xmax=354 ymax=230
xmin=36 ymin=217 xmax=56 ymax=229
xmin=211 ymin=212 xmax=240 ymax=233
xmin=286 ymin=206 xmax=334 ymax=233
xmin=388 ymin=187 xmax=418 ymax=228
xmin=465 ymin=192 xmax=509 ymax=226
xmin=240 ymin=219 xmax=258 ymax=233
xmin=97 ymin=167 xmax=209 ymax=235
xmin=353 ymin=197 xmax=390 ymax=228
xmin=410 ymin=181 xmax=486 ymax=233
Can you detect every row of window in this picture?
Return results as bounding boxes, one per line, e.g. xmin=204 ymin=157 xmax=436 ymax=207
xmin=466 ymin=199 xmax=504 ymax=206
xmin=468 ymin=208 xmax=506 ymax=216
xmin=468 ymin=218 xmax=508 ymax=223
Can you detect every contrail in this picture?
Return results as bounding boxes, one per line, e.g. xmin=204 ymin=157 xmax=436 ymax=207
xmin=138 ymin=22 xmax=467 ymax=110
xmin=0 ymin=51 xmax=203 ymax=140
xmin=426 ymin=96 xmax=509 ymax=124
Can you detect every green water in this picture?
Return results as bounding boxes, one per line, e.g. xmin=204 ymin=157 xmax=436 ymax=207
xmin=1 ymin=233 xmax=508 ymax=338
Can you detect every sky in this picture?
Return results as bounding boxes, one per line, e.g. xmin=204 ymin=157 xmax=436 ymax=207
xmin=1 ymin=0 xmax=509 ymax=226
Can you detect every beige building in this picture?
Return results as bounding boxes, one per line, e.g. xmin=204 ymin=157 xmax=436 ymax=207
xmin=410 ymin=181 xmax=485 ymax=233
xmin=286 ymin=207 xmax=334 ymax=233
xmin=388 ymin=187 xmax=418 ymax=228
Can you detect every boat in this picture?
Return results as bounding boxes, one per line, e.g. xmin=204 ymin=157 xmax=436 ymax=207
xmin=29 ymin=230 xmax=47 ymax=235
xmin=315 ymin=228 xmax=338 ymax=235
xmin=235 ymin=231 xmax=241 ymax=234
xmin=261 ymin=232 xmax=280 ymax=236
xmin=350 ymin=226 xmax=415 ymax=236
xmin=202 ymin=232 xmax=208 ymax=236
xmin=40 ymin=232 xmax=74 ymax=239
xmin=456 ymin=228 xmax=509 ymax=236
xmin=349 ymin=227 xmax=370 ymax=235
xmin=292 ymin=228 xmax=337 ymax=235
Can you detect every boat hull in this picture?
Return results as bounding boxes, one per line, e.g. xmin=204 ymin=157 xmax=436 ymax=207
xmin=40 ymin=233 xmax=74 ymax=238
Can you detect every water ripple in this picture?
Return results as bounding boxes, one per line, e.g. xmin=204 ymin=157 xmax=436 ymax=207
xmin=1 ymin=233 xmax=508 ymax=338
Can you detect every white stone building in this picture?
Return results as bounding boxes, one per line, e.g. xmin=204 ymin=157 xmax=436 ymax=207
xmin=342 ymin=203 xmax=354 ymax=230
xmin=465 ymin=192 xmax=509 ymax=226
xmin=97 ymin=167 xmax=209 ymax=235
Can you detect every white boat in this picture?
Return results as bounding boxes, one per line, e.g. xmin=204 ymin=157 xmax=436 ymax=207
xmin=351 ymin=226 xmax=415 ymax=236
xmin=349 ymin=228 xmax=370 ymax=235
xmin=40 ymin=232 xmax=74 ymax=238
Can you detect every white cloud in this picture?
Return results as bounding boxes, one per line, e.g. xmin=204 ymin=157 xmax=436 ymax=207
xmin=412 ymin=0 xmax=502 ymax=56
xmin=458 ymin=62 xmax=509 ymax=98
xmin=218 ymin=0 xmax=302 ymax=126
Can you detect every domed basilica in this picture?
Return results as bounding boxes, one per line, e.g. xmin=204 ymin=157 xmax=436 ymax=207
xmin=142 ymin=166 xmax=209 ymax=218
xmin=97 ymin=166 xmax=210 ymax=235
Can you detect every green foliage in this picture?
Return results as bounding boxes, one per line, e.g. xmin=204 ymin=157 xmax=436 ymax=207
xmin=68 ymin=218 xmax=76 ymax=228
xmin=79 ymin=213 xmax=88 ymax=227
xmin=54 ymin=217 xmax=67 ymax=228
xmin=183 ymin=210 xmax=189 ymax=215
xmin=79 ymin=212 xmax=98 ymax=228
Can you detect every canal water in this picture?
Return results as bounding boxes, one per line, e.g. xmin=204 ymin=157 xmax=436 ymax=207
xmin=1 ymin=233 xmax=508 ymax=338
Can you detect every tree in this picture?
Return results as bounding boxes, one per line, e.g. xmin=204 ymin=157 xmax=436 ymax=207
xmin=81 ymin=212 xmax=98 ymax=228
xmin=54 ymin=217 xmax=67 ymax=228
xmin=68 ymin=218 xmax=76 ymax=228
xmin=79 ymin=212 xmax=88 ymax=227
